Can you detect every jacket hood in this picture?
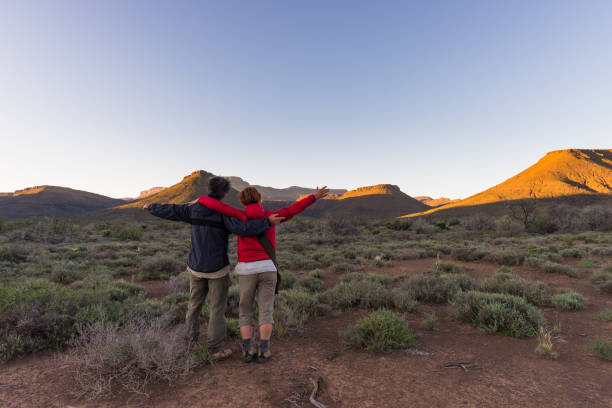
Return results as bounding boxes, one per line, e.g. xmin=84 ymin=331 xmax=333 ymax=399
xmin=245 ymin=203 xmax=265 ymax=219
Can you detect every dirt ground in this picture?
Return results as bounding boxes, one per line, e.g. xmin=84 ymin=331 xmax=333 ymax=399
xmin=1 ymin=258 xmax=611 ymax=408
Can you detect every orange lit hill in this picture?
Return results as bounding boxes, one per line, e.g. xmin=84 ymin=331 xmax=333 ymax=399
xmin=226 ymin=176 xmax=347 ymax=202
xmin=118 ymin=171 xmax=243 ymax=210
xmin=270 ymin=184 xmax=429 ymax=218
xmin=404 ymin=149 xmax=612 ymax=218
xmin=414 ymin=196 xmax=460 ymax=208
xmin=0 ymin=186 xmax=125 ymax=220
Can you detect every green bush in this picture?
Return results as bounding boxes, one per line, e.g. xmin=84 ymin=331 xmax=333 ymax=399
xmin=484 ymin=250 xmax=525 ymax=266
xmin=541 ymin=262 xmax=579 ymax=278
xmin=480 ymin=270 xmax=551 ymax=306
xmin=552 ymin=290 xmax=586 ymax=310
xmin=402 ymin=271 xmax=477 ymax=303
xmin=278 ymin=272 xmax=297 ymax=290
xmin=49 ymin=261 xmax=86 ymax=284
xmin=331 ymin=262 xmax=354 ymax=274
xmin=452 ymin=291 xmax=546 ymax=338
xmin=296 ymin=276 xmax=323 ymax=292
xmin=585 ymin=338 xmax=612 ymax=361
xmin=451 ymin=246 xmax=488 ymax=262
xmin=343 ymin=310 xmax=416 ymax=353
xmin=0 ymin=247 xmax=27 ymax=263
xmin=274 ymin=289 xmax=320 ymax=332
xmin=138 ymin=255 xmax=183 ymax=280
xmin=559 ymin=248 xmax=586 ymax=258
xmin=421 ymin=312 xmax=437 ymax=330
xmin=112 ymin=225 xmax=143 ymax=241
xmin=591 ymin=266 xmax=612 ymax=293
xmin=594 ymin=309 xmax=612 ymax=322
xmin=309 ymin=269 xmax=325 ymax=279
xmin=434 ymin=261 xmax=465 ymax=274
xmin=392 ymin=289 xmax=418 ymax=312
xmin=320 ymin=278 xmax=395 ymax=310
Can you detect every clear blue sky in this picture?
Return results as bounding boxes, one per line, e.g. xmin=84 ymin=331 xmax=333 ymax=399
xmin=1 ymin=1 xmax=611 ymax=199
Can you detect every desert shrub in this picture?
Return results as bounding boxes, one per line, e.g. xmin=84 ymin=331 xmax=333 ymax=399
xmin=541 ymin=262 xmax=579 ymax=278
xmin=64 ymin=318 xmax=197 ymax=399
xmin=320 ymin=278 xmax=395 ymax=309
xmin=465 ymin=215 xmax=496 ymax=231
xmin=594 ymin=309 xmax=612 ymax=322
xmin=480 ymin=269 xmax=551 ymax=306
xmin=384 ymin=219 xmax=412 ymax=231
xmin=484 ymin=249 xmax=525 ymax=266
xmin=0 ymin=278 xmax=146 ymax=361
xmin=112 ymin=225 xmax=143 ymax=241
xmin=412 ymin=218 xmax=437 ymax=234
xmin=559 ymin=247 xmax=586 ymax=258
xmin=226 ymin=318 xmax=240 ymax=337
xmin=392 ymin=289 xmax=418 ymax=312
xmin=168 ymin=271 xmax=190 ymax=294
xmin=49 ymin=261 xmax=86 ymax=284
xmin=585 ymin=338 xmax=612 ymax=361
xmin=138 ymin=255 xmax=183 ymax=280
xmin=581 ymin=206 xmax=612 ymax=231
xmin=434 ymin=260 xmax=465 ymax=274
xmin=451 ymin=246 xmax=489 ymax=262
xmin=274 ymin=289 xmax=320 ymax=332
xmin=590 ymin=246 xmax=612 ymax=256
xmin=591 ymin=265 xmax=612 ymax=293
xmin=496 ymin=216 xmax=524 ymax=235
xmin=286 ymin=255 xmax=321 ymax=271
xmin=331 ymin=262 xmax=354 ymax=274
xmin=402 ymin=271 xmax=477 ymax=303
xmin=373 ymin=255 xmax=392 ymax=267
xmin=278 ymin=272 xmax=297 ymax=290
xmin=342 ymin=310 xmax=416 ymax=353
xmin=452 ymin=291 xmax=546 ymax=338
xmin=309 ymin=269 xmax=325 ymax=279
xmin=296 ymin=276 xmax=323 ymax=292
xmin=552 ymin=289 xmax=586 ymax=311
xmin=530 ymin=216 xmax=557 ymax=234
xmin=535 ymin=326 xmax=557 ymax=359
xmin=0 ymin=246 xmax=28 ymax=263
xmin=326 ymin=216 xmax=359 ymax=236
xmin=421 ymin=312 xmax=437 ymax=330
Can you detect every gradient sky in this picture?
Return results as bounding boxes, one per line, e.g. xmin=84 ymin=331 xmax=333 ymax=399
xmin=1 ymin=1 xmax=611 ymax=199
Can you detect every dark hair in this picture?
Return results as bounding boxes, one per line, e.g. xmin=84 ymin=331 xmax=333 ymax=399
xmin=208 ymin=176 xmax=231 ymax=199
xmin=239 ymin=186 xmax=262 ymax=206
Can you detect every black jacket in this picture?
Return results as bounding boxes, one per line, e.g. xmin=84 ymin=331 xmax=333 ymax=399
xmin=147 ymin=202 xmax=270 ymax=274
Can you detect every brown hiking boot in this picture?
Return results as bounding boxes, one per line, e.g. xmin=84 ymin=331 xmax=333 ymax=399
xmin=210 ymin=348 xmax=233 ymax=362
xmin=257 ymin=346 xmax=271 ymax=363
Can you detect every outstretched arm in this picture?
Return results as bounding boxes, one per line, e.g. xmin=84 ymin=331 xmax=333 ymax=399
xmin=273 ymin=186 xmax=329 ymax=222
xmin=223 ymin=216 xmax=270 ymax=236
xmin=197 ymin=196 xmax=246 ymax=220
xmin=144 ymin=202 xmax=192 ymax=223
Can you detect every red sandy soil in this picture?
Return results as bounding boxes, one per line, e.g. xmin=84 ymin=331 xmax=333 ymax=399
xmin=2 ymin=258 xmax=611 ymax=408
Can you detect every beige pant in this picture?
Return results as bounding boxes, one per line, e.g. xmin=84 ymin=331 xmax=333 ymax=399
xmin=238 ymin=272 xmax=277 ymax=327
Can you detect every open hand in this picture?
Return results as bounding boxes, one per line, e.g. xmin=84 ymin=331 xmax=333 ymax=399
xmin=268 ymin=214 xmax=285 ymax=226
xmin=314 ymin=186 xmax=330 ymax=200
xmin=142 ymin=202 xmax=151 ymax=211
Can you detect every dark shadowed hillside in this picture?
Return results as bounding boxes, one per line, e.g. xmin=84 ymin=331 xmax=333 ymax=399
xmin=0 ymin=186 xmax=125 ymax=220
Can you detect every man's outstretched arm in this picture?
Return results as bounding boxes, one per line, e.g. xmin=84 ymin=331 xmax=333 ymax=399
xmin=223 ymin=214 xmax=284 ymax=236
xmin=144 ymin=202 xmax=192 ymax=223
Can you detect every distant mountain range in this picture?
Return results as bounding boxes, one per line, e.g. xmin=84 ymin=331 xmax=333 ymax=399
xmin=0 ymin=186 xmax=124 ymax=220
xmin=404 ymin=149 xmax=612 ymax=217
xmin=2 ymin=149 xmax=610 ymax=220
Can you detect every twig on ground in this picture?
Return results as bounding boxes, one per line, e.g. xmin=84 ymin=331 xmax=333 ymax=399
xmin=309 ymin=377 xmax=328 ymax=408
xmin=442 ymin=362 xmax=480 ymax=371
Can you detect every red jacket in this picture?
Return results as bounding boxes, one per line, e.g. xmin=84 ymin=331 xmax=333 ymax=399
xmin=197 ymin=194 xmax=316 ymax=262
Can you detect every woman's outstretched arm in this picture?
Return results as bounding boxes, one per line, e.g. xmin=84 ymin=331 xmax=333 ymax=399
xmin=272 ymin=186 xmax=329 ymax=222
xmin=197 ymin=196 xmax=247 ymax=220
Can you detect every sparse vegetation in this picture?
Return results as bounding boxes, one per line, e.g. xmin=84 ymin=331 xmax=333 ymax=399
xmin=402 ymin=271 xmax=477 ymax=303
xmin=594 ymin=309 xmax=612 ymax=322
xmin=421 ymin=312 xmax=437 ymax=330
xmin=591 ymin=265 xmax=612 ymax=293
xmin=584 ymin=338 xmax=612 ymax=361
xmin=343 ymin=310 xmax=417 ymax=353
xmin=552 ymin=289 xmax=586 ymax=311
xmin=535 ymin=327 xmax=557 ymax=359
xmin=452 ymin=291 xmax=546 ymax=338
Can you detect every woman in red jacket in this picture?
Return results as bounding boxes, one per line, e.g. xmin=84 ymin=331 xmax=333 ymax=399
xmin=198 ymin=185 xmax=329 ymax=363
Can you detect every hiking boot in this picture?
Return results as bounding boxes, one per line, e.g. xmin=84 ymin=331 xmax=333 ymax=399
xmin=243 ymin=344 xmax=258 ymax=363
xmin=209 ymin=348 xmax=233 ymax=362
xmin=257 ymin=346 xmax=272 ymax=363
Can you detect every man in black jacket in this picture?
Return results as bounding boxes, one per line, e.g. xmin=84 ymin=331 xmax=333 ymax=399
xmin=143 ymin=177 xmax=283 ymax=360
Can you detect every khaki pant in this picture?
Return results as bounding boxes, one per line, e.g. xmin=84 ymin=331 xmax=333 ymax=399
xmin=238 ymin=272 xmax=277 ymax=327
xmin=185 ymin=273 xmax=229 ymax=351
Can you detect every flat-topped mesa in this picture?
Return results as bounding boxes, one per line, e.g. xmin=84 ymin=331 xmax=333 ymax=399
xmin=327 ymin=184 xmax=407 ymax=200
